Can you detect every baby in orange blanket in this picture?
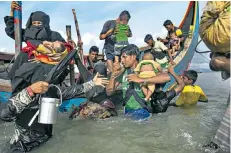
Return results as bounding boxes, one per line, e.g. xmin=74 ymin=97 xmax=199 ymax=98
xmin=31 ymin=41 xmax=68 ymax=65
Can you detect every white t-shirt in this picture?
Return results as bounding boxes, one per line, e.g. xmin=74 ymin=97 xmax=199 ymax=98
xmin=152 ymin=41 xmax=168 ymax=64
xmin=152 ymin=41 xmax=168 ymax=52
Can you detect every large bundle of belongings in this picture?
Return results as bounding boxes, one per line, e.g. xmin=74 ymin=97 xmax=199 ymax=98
xmin=199 ymin=1 xmax=230 ymax=53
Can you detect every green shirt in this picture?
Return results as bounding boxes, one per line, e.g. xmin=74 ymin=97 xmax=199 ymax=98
xmin=115 ymin=24 xmax=129 ymax=43
xmin=116 ymin=69 xmax=146 ymax=110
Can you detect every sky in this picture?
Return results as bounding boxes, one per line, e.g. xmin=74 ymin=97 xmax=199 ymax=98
xmin=0 ymin=1 xmax=211 ymax=70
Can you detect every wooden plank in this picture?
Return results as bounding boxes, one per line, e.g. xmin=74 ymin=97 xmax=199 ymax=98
xmin=0 ymin=52 xmax=14 ymax=61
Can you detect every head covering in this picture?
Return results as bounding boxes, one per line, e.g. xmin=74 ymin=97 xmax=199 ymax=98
xmin=26 ymin=11 xmax=50 ymax=28
xmin=184 ymin=70 xmax=198 ymax=82
xmin=85 ymin=62 xmax=107 ymax=101
xmin=93 ymin=62 xmax=107 ymax=77
xmin=24 ymin=11 xmax=51 ymax=42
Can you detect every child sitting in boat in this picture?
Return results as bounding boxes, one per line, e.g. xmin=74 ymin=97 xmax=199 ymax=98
xmin=168 ymin=32 xmax=181 ymax=57
xmin=169 ymin=70 xmax=208 ymax=107
xmin=134 ymin=53 xmax=162 ymax=101
xmin=30 ymin=41 xmax=68 ymax=65
xmin=114 ymin=17 xmax=131 ymax=63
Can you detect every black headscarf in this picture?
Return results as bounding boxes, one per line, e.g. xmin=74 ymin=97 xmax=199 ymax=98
xmin=85 ymin=62 xmax=108 ymax=103
xmin=93 ymin=62 xmax=107 ymax=77
xmin=24 ymin=11 xmax=51 ymax=42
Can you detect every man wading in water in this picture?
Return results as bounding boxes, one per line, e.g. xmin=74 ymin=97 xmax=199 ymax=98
xmin=106 ymin=44 xmax=184 ymax=120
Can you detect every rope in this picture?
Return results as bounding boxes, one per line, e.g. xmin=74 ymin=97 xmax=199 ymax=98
xmin=194 ymin=39 xmax=212 ymax=62
xmin=195 ymin=39 xmax=211 ymax=54
xmin=0 ymin=56 xmax=15 ymax=74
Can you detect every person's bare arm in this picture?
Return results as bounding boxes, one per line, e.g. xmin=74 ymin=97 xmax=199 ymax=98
xmin=179 ymin=36 xmax=184 ymax=42
xmin=159 ymin=41 xmax=174 ymax=64
xmin=106 ymin=63 xmax=124 ymax=96
xmin=127 ymin=73 xmax=171 ymax=84
xmin=160 ymin=38 xmax=169 ymax=43
xmin=126 ymin=26 xmax=132 ymax=37
xmin=168 ymin=66 xmax=185 ymax=94
xmin=167 ymin=49 xmax=174 ymax=64
xmin=106 ymin=77 xmax=120 ymax=96
xmin=177 ymin=38 xmax=181 ymax=46
xmin=176 ymin=38 xmax=181 ymax=50
xmin=100 ymin=28 xmax=113 ymax=40
xmin=157 ymin=66 xmax=162 ymax=72
xmin=10 ymin=1 xmax=20 ymax=17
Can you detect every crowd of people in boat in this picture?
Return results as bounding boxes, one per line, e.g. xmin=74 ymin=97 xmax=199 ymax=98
xmin=0 ymin=1 xmax=230 ymax=153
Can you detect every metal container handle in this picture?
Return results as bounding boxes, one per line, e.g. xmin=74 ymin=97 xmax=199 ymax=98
xmin=38 ymin=84 xmax=63 ymax=106
xmin=28 ymin=84 xmax=62 ymax=126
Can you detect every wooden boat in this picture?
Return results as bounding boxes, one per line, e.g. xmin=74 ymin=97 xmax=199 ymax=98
xmin=139 ymin=1 xmax=200 ymax=92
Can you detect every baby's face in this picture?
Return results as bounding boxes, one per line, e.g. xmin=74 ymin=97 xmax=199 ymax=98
xmin=170 ymin=33 xmax=176 ymax=39
xmin=52 ymin=41 xmax=62 ymax=50
xmin=44 ymin=41 xmax=63 ymax=51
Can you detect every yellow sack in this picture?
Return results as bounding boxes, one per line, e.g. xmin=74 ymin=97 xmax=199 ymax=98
xmin=199 ymin=1 xmax=230 ymax=53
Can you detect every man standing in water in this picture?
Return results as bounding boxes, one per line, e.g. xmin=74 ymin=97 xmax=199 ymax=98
xmin=106 ymin=44 xmax=185 ymax=120
xmin=99 ymin=10 xmax=132 ymax=72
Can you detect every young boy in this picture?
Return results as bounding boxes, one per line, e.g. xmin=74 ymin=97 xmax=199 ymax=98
xmin=169 ymin=70 xmax=208 ymax=107
xmin=114 ymin=18 xmax=131 ymax=63
xmin=134 ymin=53 xmax=162 ymax=101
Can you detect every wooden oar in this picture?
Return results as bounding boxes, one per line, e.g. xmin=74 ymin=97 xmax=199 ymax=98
xmin=66 ymin=25 xmax=75 ymax=85
xmin=13 ymin=1 xmax=22 ymax=58
xmin=72 ymin=9 xmax=84 ymax=65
